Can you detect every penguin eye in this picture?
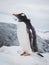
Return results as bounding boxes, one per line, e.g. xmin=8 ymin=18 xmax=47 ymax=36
xmin=21 ymin=13 xmax=25 ymax=16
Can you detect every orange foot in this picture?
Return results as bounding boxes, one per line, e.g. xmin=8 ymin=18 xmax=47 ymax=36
xmin=21 ymin=52 xmax=30 ymax=56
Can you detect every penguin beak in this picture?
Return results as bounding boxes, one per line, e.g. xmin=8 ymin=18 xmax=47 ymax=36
xmin=12 ymin=14 xmax=17 ymax=16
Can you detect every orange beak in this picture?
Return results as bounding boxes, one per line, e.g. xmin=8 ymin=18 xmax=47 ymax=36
xmin=12 ymin=14 xmax=17 ymax=16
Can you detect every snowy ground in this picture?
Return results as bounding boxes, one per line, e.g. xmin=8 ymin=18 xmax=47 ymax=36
xmin=0 ymin=46 xmax=49 ymax=65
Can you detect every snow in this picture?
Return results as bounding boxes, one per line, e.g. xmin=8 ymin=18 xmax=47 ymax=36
xmin=0 ymin=46 xmax=49 ymax=65
xmin=37 ymin=35 xmax=49 ymax=52
xmin=36 ymin=30 xmax=49 ymax=40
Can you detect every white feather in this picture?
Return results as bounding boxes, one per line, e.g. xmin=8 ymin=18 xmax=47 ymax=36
xmin=17 ymin=22 xmax=32 ymax=53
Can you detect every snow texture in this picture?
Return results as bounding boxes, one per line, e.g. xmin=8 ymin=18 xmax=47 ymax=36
xmin=0 ymin=46 xmax=49 ymax=65
xmin=37 ymin=35 xmax=49 ymax=52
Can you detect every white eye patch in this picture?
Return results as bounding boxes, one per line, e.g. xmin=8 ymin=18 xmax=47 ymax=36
xmin=21 ymin=13 xmax=25 ymax=16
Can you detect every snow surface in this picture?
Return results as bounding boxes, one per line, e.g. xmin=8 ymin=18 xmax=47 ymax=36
xmin=0 ymin=46 xmax=49 ymax=65
xmin=36 ymin=30 xmax=49 ymax=40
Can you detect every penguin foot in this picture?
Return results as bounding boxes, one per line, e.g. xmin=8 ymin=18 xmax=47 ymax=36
xmin=21 ymin=52 xmax=30 ymax=56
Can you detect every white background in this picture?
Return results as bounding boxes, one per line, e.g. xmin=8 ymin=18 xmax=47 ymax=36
xmin=0 ymin=0 xmax=49 ymax=31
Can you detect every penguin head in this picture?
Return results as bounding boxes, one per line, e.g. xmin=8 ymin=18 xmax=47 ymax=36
xmin=12 ymin=13 xmax=28 ymax=22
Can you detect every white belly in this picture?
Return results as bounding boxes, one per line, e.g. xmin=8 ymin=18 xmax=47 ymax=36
xmin=17 ymin=22 xmax=32 ymax=53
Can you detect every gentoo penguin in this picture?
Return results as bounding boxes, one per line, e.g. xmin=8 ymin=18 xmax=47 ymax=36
xmin=12 ymin=13 xmax=44 ymax=57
